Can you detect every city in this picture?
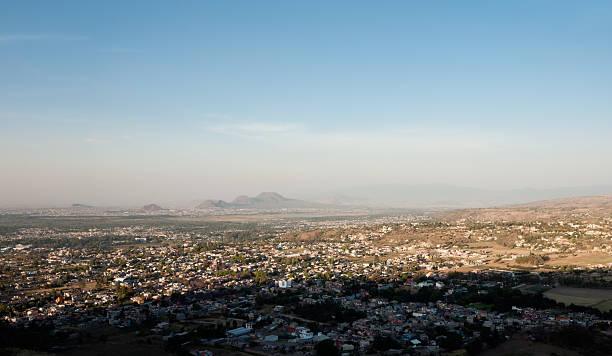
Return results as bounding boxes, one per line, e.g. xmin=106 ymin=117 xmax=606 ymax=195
xmin=1 ymin=197 xmax=611 ymax=355
xmin=2 ymin=1 xmax=612 ymax=355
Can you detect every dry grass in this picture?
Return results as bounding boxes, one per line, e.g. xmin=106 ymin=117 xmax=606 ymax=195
xmin=480 ymin=335 xmax=581 ymax=356
xmin=546 ymin=253 xmax=612 ymax=266
xmin=440 ymin=195 xmax=612 ymax=222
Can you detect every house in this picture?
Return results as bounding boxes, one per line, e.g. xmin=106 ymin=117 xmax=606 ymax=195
xmin=278 ymin=280 xmax=292 ymax=288
xmin=227 ymin=325 xmax=252 ymax=338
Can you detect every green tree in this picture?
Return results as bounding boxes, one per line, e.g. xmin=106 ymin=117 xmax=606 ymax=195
xmin=116 ymin=285 xmax=134 ymax=301
xmin=0 ymin=303 xmax=11 ymax=316
xmin=315 ymin=339 xmax=338 ymax=356
xmin=254 ymin=270 xmax=269 ymax=284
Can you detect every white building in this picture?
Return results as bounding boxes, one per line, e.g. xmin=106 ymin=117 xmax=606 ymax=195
xmin=278 ymin=280 xmax=292 ymax=288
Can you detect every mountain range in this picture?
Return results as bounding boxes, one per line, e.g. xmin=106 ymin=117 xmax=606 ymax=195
xmin=196 ymin=192 xmax=325 ymax=209
xmin=315 ymin=184 xmax=612 ymax=208
xmin=194 ymin=186 xmax=612 ymax=210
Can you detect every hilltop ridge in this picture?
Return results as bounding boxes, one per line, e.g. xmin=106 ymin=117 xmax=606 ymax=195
xmin=142 ymin=203 xmax=164 ymax=212
xmin=439 ymin=194 xmax=612 ymax=222
xmin=196 ymin=192 xmax=325 ymax=209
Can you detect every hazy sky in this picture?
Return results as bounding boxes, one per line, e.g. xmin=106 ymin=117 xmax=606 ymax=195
xmin=1 ymin=1 xmax=612 ymax=207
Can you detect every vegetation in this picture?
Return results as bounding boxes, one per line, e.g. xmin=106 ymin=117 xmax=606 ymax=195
xmin=254 ymin=270 xmax=269 ymax=284
xmin=315 ymin=339 xmax=338 ymax=356
xmin=116 ymin=285 xmax=134 ymax=301
xmin=294 ymin=300 xmax=366 ymax=323
xmin=535 ymin=325 xmax=612 ymax=356
xmin=371 ymin=335 xmax=401 ymax=351
xmin=456 ymin=286 xmax=558 ymax=312
xmin=0 ymin=303 xmax=12 ymax=317
xmin=515 ymin=253 xmax=549 ymax=265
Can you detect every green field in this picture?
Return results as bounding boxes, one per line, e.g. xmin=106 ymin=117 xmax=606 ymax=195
xmin=520 ymin=284 xmax=550 ymax=294
xmin=544 ymin=287 xmax=612 ymax=312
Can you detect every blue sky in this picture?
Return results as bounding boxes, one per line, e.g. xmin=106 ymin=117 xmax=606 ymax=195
xmin=1 ymin=1 xmax=611 ymax=206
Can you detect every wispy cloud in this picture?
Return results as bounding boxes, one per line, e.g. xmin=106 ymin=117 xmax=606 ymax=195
xmin=0 ymin=34 xmax=49 ymax=43
xmin=205 ymin=120 xmax=300 ymax=139
xmin=234 ymin=123 xmax=298 ymax=134
xmin=96 ymin=47 xmax=141 ymax=54
xmin=84 ymin=138 xmax=106 ymax=144
xmin=0 ymin=34 xmax=87 ymax=44
xmin=83 ymin=131 xmax=139 ymax=144
xmin=200 ymin=115 xmax=510 ymax=153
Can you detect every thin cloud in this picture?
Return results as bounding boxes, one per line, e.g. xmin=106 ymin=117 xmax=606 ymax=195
xmin=0 ymin=33 xmax=87 ymax=44
xmin=235 ymin=123 xmax=297 ymax=133
xmin=0 ymin=34 xmax=49 ymax=43
xmin=96 ymin=48 xmax=141 ymax=54
xmin=202 ymin=117 xmax=499 ymax=152
xmin=204 ymin=113 xmax=233 ymax=121
xmin=84 ymin=138 xmax=106 ymax=144
xmin=205 ymin=121 xmax=300 ymax=139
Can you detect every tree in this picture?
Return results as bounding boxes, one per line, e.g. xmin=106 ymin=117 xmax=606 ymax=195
xmin=315 ymin=339 xmax=338 ymax=356
xmin=0 ymin=303 xmax=11 ymax=316
xmin=116 ymin=285 xmax=134 ymax=301
xmin=254 ymin=270 xmax=269 ymax=284
xmin=466 ymin=339 xmax=482 ymax=355
xmin=372 ymin=335 xmax=401 ymax=351
xmin=439 ymin=332 xmax=463 ymax=351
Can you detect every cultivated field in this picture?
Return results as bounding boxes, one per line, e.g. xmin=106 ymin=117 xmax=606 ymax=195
xmin=543 ymin=287 xmax=612 ymax=312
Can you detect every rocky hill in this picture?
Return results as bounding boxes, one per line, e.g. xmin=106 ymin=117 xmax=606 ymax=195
xmin=142 ymin=203 xmax=164 ymax=212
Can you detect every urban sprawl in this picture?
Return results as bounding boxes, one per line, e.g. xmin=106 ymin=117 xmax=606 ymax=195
xmin=1 ymin=207 xmax=611 ymax=355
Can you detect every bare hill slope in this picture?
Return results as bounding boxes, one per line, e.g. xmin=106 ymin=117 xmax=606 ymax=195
xmin=439 ymin=195 xmax=612 ymax=222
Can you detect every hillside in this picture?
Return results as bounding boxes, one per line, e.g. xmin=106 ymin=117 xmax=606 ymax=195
xmin=439 ymin=195 xmax=612 ymax=222
xmin=321 ymin=184 xmax=612 ymax=208
xmin=518 ymin=195 xmax=612 ymax=209
xmin=280 ymin=194 xmax=612 ymax=270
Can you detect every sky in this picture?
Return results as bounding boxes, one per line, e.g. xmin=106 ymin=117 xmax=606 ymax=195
xmin=1 ymin=1 xmax=612 ymax=207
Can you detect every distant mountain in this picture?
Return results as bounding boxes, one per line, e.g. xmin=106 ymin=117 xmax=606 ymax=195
xmin=72 ymin=203 xmax=93 ymax=208
xmin=232 ymin=195 xmax=255 ymax=205
xmin=196 ymin=192 xmax=326 ymax=209
xmin=322 ymin=184 xmax=612 ymax=208
xmin=196 ymin=199 xmax=233 ymax=208
xmin=231 ymin=192 xmax=290 ymax=206
xmin=142 ymin=203 xmax=163 ymax=211
xmin=195 ymin=186 xmax=612 ymax=210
